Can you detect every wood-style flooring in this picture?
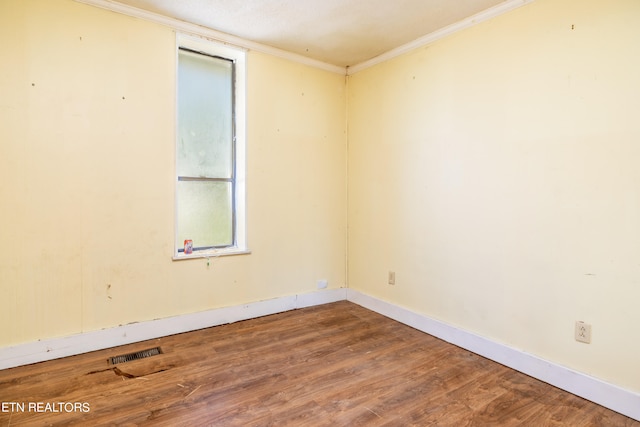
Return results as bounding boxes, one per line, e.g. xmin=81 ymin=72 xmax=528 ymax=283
xmin=0 ymin=301 xmax=637 ymax=426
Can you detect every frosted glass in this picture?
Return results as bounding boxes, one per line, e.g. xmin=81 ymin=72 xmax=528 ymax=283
xmin=177 ymin=49 xmax=233 ymax=179
xmin=177 ymin=180 xmax=233 ymax=249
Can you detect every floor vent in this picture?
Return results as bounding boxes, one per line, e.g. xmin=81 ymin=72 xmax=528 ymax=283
xmin=109 ymin=347 xmax=162 ymax=365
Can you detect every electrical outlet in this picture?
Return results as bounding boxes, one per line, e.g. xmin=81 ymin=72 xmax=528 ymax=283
xmin=575 ymin=321 xmax=591 ymax=344
xmin=388 ymin=271 xmax=395 ymax=285
xmin=317 ymin=279 xmax=328 ymax=289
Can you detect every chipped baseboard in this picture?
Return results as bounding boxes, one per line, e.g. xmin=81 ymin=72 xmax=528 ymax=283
xmin=0 ymin=288 xmax=347 ymax=371
xmin=1 ymin=286 xmax=637 ymax=421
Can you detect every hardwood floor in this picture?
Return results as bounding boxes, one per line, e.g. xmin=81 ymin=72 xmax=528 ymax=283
xmin=0 ymin=301 xmax=637 ymax=426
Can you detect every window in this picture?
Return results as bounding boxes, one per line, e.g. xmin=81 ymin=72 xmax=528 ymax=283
xmin=175 ymin=34 xmax=247 ymax=259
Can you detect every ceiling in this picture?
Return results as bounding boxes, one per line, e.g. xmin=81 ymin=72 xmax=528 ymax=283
xmin=110 ymin=0 xmax=509 ymax=68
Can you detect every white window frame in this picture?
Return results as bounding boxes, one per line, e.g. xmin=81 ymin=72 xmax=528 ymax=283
xmin=173 ymin=33 xmax=248 ymax=260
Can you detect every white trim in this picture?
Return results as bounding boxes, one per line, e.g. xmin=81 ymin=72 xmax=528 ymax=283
xmin=74 ymin=0 xmax=535 ymax=77
xmin=73 ymin=0 xmax=346 ymax=75
xmin=346 ymin=289 xmax=640 ymax=422
xmin=3 ymin=286 xmax=636 ymax=420
xmin=172 ymin=249 xmax=251 ymax=261
xmin=173 ymin=33 xmax=249 ymax=259
xmin=346 ymin=0 xmax=535 ymax=75
xmin=0 ymin=288 xmax=347 ymax=371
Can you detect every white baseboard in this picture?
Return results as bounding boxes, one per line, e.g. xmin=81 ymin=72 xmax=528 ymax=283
xmin=0 ymin=288 xmax=347 ymax=371
xmin=2 ymin=287 xmax=637 ymax=421
xmin=346 ymin=289 xmax=640 ymax=422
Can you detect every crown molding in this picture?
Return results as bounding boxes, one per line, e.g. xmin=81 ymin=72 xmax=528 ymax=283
xmin=74 ymin=0 xmax=347 ymax=75
xmin=75 ymin=0 xmax=535 ymax=77
xmin=347 ymin=0 xmax=535 ymax=75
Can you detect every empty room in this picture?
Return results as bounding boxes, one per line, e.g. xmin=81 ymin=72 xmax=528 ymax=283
xmin=1 ymin=0 xmax=639 ymax=424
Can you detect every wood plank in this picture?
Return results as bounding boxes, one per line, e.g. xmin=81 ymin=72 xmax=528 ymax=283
xmin=0 ymin=301 xmax=637 ymax=426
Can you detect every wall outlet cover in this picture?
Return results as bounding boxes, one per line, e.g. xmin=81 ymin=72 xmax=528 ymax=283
xmin=575 ymin=321 xmax=592 ymax=344
xmin=388 ymin=271 xmax=396 ymax=285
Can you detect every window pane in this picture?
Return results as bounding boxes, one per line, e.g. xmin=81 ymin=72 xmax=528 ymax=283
xmin=177 ymin=180 xmax=233 ymax=249
xmin=177 ymin=49 xmax=233 ymax=178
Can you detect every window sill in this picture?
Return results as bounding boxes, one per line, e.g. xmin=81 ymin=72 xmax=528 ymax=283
xmin=172 ymin=247 xmax=251 ymax=261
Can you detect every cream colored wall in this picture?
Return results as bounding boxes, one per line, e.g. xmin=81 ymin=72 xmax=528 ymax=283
xmin=0 ymin=0 xmax=346 ymax=347
xmin=347 ymin=0 xmax=640 ymax=392
xmin=3 ymin=0 xmax=638 ymax=396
